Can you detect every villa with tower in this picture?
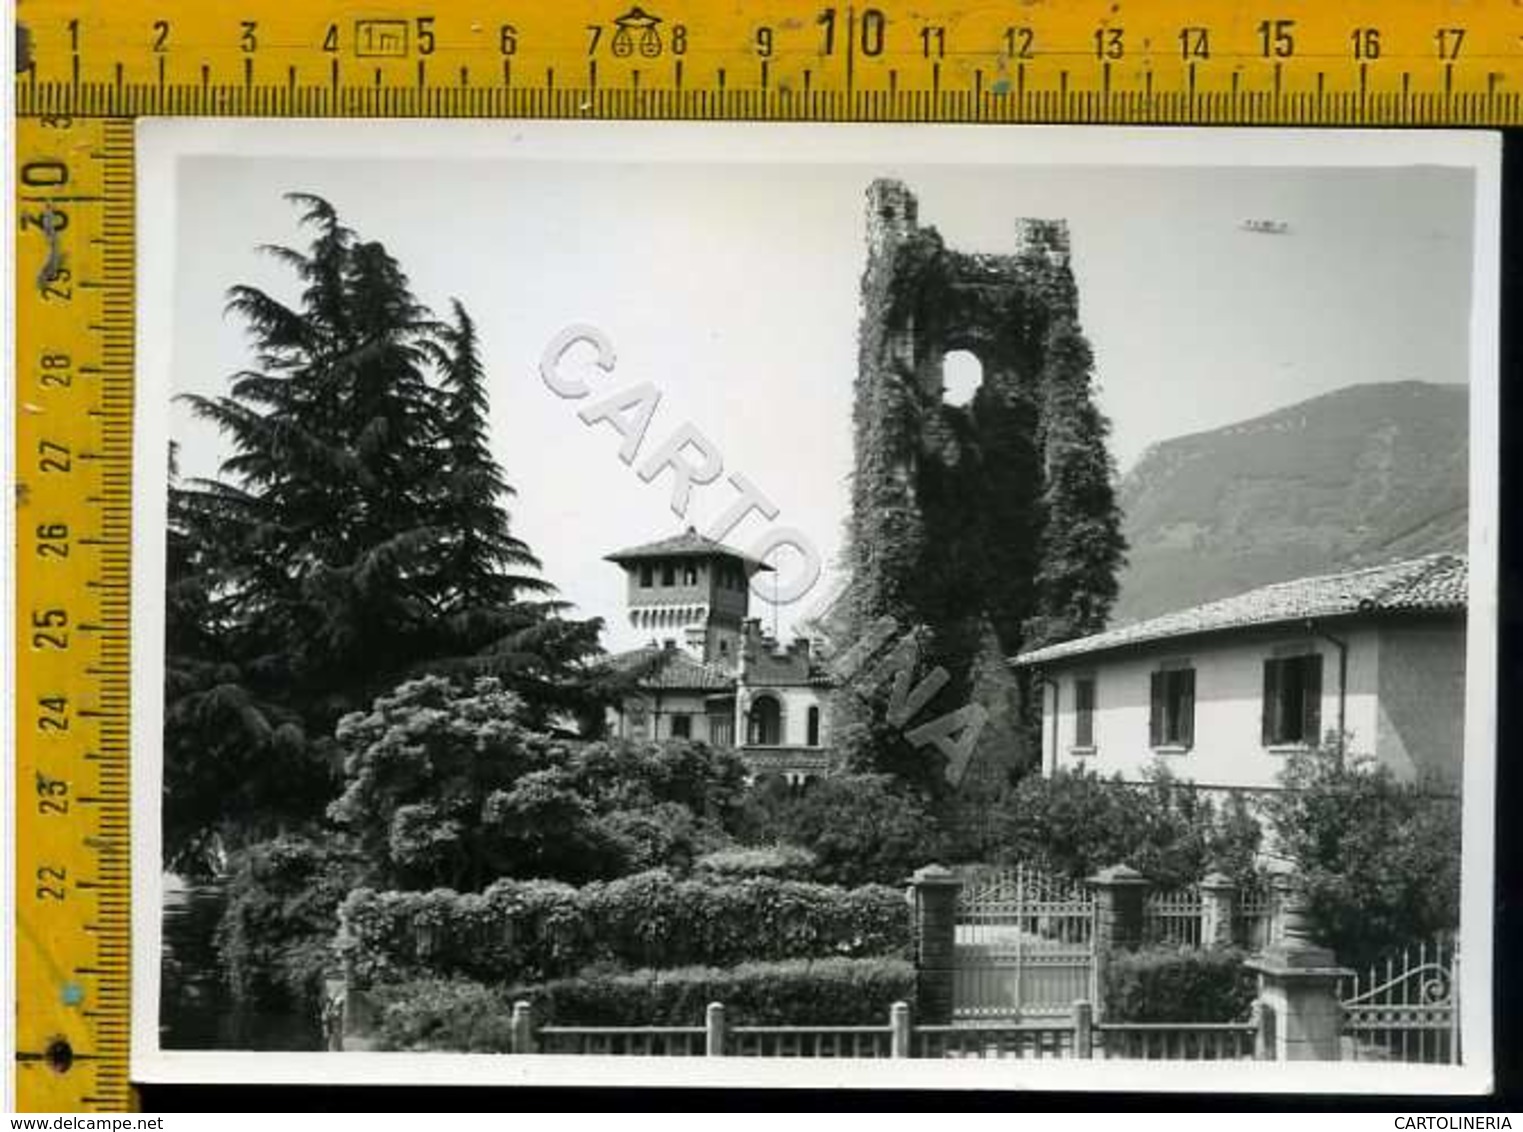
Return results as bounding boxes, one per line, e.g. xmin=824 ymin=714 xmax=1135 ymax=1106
xmin=602 ymin=528 xmax=839 ymax=785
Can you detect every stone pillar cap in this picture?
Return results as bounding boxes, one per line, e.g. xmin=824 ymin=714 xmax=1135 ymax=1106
xmin=1199 ymin=871 xmax=1235 ymax=889
xmin=1087 ymin=863 xmax=1148 ymax=886
xmin=909 ymin=863 xmax=961 ymax=885
xmin=1244 ymin=949 xmax=1353 ymax=979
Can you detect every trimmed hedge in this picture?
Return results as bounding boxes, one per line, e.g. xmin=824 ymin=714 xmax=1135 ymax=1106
xmin=340 ymin=869 xmax=910 ymax=987
xmin=1102 ymin=946 xmax=1256 ymax=1023
xmin=371 ymin=957 xmax=916 ymax=1051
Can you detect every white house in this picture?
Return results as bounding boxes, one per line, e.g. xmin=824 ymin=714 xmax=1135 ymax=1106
xmin=1012 ymin=554 xmax=1467 ymax=791
xmin=603 ymin=528 xmax=838 ymax=785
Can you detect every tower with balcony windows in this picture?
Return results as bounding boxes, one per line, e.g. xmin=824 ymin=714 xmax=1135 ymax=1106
xmin=605 ymin=526 xmax=771 ymax=666
xmin=603 ymin=528 xmax=841 ymax=785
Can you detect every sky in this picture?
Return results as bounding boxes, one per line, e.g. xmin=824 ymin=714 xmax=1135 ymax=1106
xmin=165 ymin=136 xmax=1477 ymax=654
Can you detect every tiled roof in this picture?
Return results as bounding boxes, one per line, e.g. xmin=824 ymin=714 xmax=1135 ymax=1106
xmin=606 ymin=645 xmax=737 ymax=691
xmin=605 ymin=527 xmax=773 ymax=571
xmin=1014 ymin=553 xmax=1467 ymax=666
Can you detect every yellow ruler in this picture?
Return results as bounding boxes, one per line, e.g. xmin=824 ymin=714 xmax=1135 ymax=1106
xmin=13 ymin=0 xmax=1523 ymax=120
xmin=14 ymin=114 xmax=134 ymax=1113
xmin=11 ymin=0 xmax=1522 ymax=1113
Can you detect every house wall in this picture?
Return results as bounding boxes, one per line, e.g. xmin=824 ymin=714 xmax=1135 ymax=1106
xmin=737 ymin=684 xmax=830 ymax=748
xmin=622 ymin=559 xmax=748 ymax=662
xmin=1040 ymin=625 xmax=1383 ymax=790
xmin=1374 ymin=618 xmax=1466 ymax=786
xmin=623 ymin=559 xmax=750 ymax=620
xmin=607 ymin=690 xmax=729 ymax=744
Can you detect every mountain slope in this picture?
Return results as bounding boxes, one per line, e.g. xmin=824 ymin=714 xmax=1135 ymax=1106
xmin=1111 ymin=382 xmax=1468 ymax=624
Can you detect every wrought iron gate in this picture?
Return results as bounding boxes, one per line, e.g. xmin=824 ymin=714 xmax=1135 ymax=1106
xmin=953 ymin=864 xmax=1097 ymax=1021
xmin=1340 ymin=932 xmax=1459 ymax=1064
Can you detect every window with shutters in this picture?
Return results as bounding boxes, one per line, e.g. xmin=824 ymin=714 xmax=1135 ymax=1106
xmin=1073 ymin=676 xmax=1097 ymax=751
xmin=1262 ymin=653 xmax=1322 ymax=747
xmin=1149 ymin=666 xmax=1196 ymax=750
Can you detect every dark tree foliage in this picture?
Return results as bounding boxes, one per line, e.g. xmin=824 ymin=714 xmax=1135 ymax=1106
xmin=426 ymin=300 xmax=550 ymax=616
xmin=736 ymin=772 xmax=949 ymax=887
xmin=165 ymin=195 xmax=604 ymax=874
xmin=986 ymin=764 xmax=1263 ymax=889
xmin=419 ymin=299 xmax=607 ymax=727
xmin=1264 ymin=743 xmax=1461 ymax=970
xmin=1025 ymin=311 xmax=1128 ymax=648
xmin=214 ymin=835 xmax=366 ymax=1017
xmin=165 ymin=445 xmax=316 ymax=876
xmin=327 ymin=675 xmax=748 ymax=891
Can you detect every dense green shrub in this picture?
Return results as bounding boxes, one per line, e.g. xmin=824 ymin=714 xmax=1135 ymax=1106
xmin=371 ymin=957 xmax=916 ymax=1051
xmin=340 ymin=869 xmax=911 ymax=987
xmin=329 ymin=676 xmax=748 ymax=890
xmin=733 ymin=774 xmax=801 ymax=843
xmin=737 ymin=773 xmax=949 ymax=886
xmin=1265 ymin=745 xmax=1461 ymax=971
xmin=1102 ymin=946 xmax=1256 ymax=1023
xmin=694 ymin=844 xmax=819 ymax=880
xmin=215 ymin=835 xmax=364 ymax=1011
xmin=368 ymin=977 xmax=522 ymax=1053
xmin=988 ymin=764 xmax=1263 ymax=887
xmin=588 ymin=801 xmax=718 ymax=877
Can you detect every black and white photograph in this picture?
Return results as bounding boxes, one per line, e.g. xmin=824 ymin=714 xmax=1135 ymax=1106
xmin=131 ymin=122 xmax=1499 ymax=1092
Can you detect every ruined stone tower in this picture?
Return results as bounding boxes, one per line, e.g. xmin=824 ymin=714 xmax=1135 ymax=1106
xmin=836 ymin=180 xmax=1124 ymax=811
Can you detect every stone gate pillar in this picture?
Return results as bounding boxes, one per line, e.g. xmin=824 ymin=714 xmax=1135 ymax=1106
xmin=1087 ymin=863 xmax=1148 ymax=1021
xmin=1199 ymin=871 xmax=1237 ymax=949
xmin=908 ymin=864 xmax=961 ymax=1025
xmin=1245 ymin=879 xmax=1351 ymax=1061
xmin=1088 ymin=863 xmax=1148 ymax=952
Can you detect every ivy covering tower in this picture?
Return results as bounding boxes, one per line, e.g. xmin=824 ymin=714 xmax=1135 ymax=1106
xmin=836 ymin=180 xmax=1125 ymax=797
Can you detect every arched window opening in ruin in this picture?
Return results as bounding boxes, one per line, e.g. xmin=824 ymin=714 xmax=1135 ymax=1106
xmin=942 ymin=349 xmax=983 ymax=406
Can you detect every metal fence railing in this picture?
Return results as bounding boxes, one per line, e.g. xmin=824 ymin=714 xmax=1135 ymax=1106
xmin=912 ymin=1021 xmax=1079 ymax=1060
xmin=518 ymin=1000 xmax=1269 ymax=1061
xmin=729 ymin=1025 xmax=895 ymax=1059
xmin=1339 ymin=932 xmax=1459 ymax=1065
xmin=536 ymin=1025 xmax=707 ymax=1057
xmin=1234 ymin=884 xmax=1275 ymax=951
xmin=1095 ymin=1020 xmax=1259 ymax=1061
xmin=1143 ymin=887 xmax=1204 ymax=948
xmin=952 ymin=864 xmax=1098 ymax=1020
